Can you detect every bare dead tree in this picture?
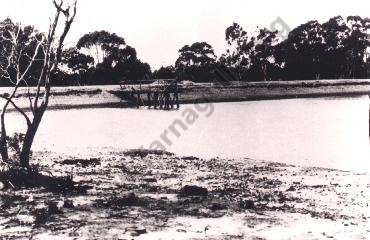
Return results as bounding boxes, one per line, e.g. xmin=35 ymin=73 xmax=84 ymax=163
xmin=0 ymin=0 xmax=77 ymax=169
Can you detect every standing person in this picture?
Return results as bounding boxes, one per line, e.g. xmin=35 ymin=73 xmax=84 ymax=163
xmin=174 ymin=77 xmax=180 ymax=109
xmin=153 ymin=92 xmax=159 ymax=109
xmin=147 ymin=92 xmax=152 ymax=109
xmin=159 ymin=92 xmax=164 ymax=109
xmin=170 ymin=93 xmax=174 ymax=109
xmin=137 ymin=93 xmax=141 ymax=108
xmin=164 ymin=91 xmax=170 ymax=110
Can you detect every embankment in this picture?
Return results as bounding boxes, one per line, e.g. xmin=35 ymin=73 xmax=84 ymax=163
xmin=1 ymin=79 xmax=370 ymax=111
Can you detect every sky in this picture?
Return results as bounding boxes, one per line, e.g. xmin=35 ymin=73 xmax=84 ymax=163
xmin=0 ymin=0 xmax=370 ymax=70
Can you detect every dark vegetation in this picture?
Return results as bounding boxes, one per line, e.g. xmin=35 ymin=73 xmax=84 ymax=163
xmin=0 ymin=134 xmax=89 ymax=194
xmin=1 ymin=16 xmax=369 ymax=86
xmin=0 ymin=166 xmax=88 ymax=194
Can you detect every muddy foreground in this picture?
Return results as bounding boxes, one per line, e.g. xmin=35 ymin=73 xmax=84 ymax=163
xmin=0 ymin=149 xmax=369 ymax=239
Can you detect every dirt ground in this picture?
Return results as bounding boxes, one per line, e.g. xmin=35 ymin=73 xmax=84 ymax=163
xmin=0 ymin=149 xmax=369 ymax=239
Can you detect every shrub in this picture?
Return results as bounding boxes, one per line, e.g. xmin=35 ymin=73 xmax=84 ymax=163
xmin=5 ymin=133 xmax=32 ymax=164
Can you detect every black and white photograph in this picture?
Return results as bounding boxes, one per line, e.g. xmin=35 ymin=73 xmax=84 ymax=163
xmin=0 ymin=0 xmax=369 ymax=239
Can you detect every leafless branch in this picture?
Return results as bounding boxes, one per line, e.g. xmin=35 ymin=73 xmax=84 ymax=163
xmin=0 ymin=94 xmax=31 ymax=126
xmin=55 ymin=0 xmax=77 ymax=64
xmin=22 ymin=78 xmax=35 ymax=115
xmin=0 ymin=0 xmax=77 ymax=166
xmin=18 ymin=36 xmax=44 ymax=83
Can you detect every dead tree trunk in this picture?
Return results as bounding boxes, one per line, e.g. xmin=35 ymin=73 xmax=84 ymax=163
xmin=0 ymin=121 xmax=9 ymax=161
xmin=20 ymin=1 xmax=76 ymax=169
xmin=19 ymin=110 xmax=44 ymax=168
xmin=0 ymin=0 xmax=77 ymax=169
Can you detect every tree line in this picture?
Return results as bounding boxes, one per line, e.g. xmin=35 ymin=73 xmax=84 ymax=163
xmin=1 ymin=15 xmax=369 ymax=86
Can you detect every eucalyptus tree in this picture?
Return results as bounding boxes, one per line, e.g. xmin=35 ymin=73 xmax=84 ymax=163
xmin=175 ymin=42 xmax=217 ymax=82
xmin=251 ymin=28 xmax=279 ymax=81
xmin=320 ymin=16 xmax=350 ymax=79
xmin=219 ymin=23 xmax=255 ymax=81
xmin=274 ymin=20 xmax=325 ymax=80
xmin=62 ymin=47 xmax=94 ymax=85
xmin=153 ymin=66 xmax=176 ymax=79
xmin=62 ymin=47 xmax=94 ymax=72
xmin=176 ymin=42 xmax=216 ymax=68
xmin=76 ymin=30 xmax=126 ymax=65
xmin=344 ymin=16 xmax=370 ymax=78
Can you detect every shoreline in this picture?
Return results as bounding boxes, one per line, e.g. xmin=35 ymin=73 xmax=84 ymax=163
xmin=2 ymin=79 xmax=370 ymax=111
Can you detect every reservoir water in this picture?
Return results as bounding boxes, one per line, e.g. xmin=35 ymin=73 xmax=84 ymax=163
xmin=6 ymin=96 xmax=370 ymax=172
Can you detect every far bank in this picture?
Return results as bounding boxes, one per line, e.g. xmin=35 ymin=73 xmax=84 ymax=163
xmin=2 ymin=79 xmax=370 ymax=110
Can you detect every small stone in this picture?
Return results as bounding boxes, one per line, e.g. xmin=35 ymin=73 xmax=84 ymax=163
xmin=126 ymin=226 xmax=146 ymax=236
xmin=118 ymin=192 xmax=138 ymax=205
xmin=143 ymin=177 xmax=157 ymax=183
xmin=125 ymin=226 xmax=138 ymax=232
xmin=239 ymin=200 xmax=255 ymax=209
xmin=135 ymin=228 xmax=147 ymax=235
xmin=210 ymin=202 xmax=226 ymax=211
xmin=182 ymin=156 xmax=199 ymax=160
xmin=180 ymin=185 xmax=208 ymax=196
xmin=48 ymin=201 xmax=62 ymax=214
xmin=129 ymin=231 xmax=139 ymax=237
xmin=0 ymin=182 xmax=4 ymax=190
xmin=286 ymin=186 xmax=296 ymax=191
xmin=63 ymin=199 xmax=74 ymax=208
xmin=34 ymin=208 xmax=48 ymax=225
xmin=60 ymin=158 xmax=101 ymax=167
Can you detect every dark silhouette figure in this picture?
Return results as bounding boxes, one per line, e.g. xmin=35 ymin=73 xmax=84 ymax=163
xmin=164 ymin=91 xmax=170 ymax=110
xmin=153 ymin=92 xmax=159 ymax=109
xmin=147 ymin=92 xmax=152 ymax=108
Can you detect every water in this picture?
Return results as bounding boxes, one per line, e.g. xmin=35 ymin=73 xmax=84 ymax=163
xmin=6 ymin=96 xmax=370 ymax=172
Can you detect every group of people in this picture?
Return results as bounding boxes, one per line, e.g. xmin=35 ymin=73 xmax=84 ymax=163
xmin=148 ymin=91 xmax=179 ymax=110
xmin=134 ymin=88 xmax=180 ymax=110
